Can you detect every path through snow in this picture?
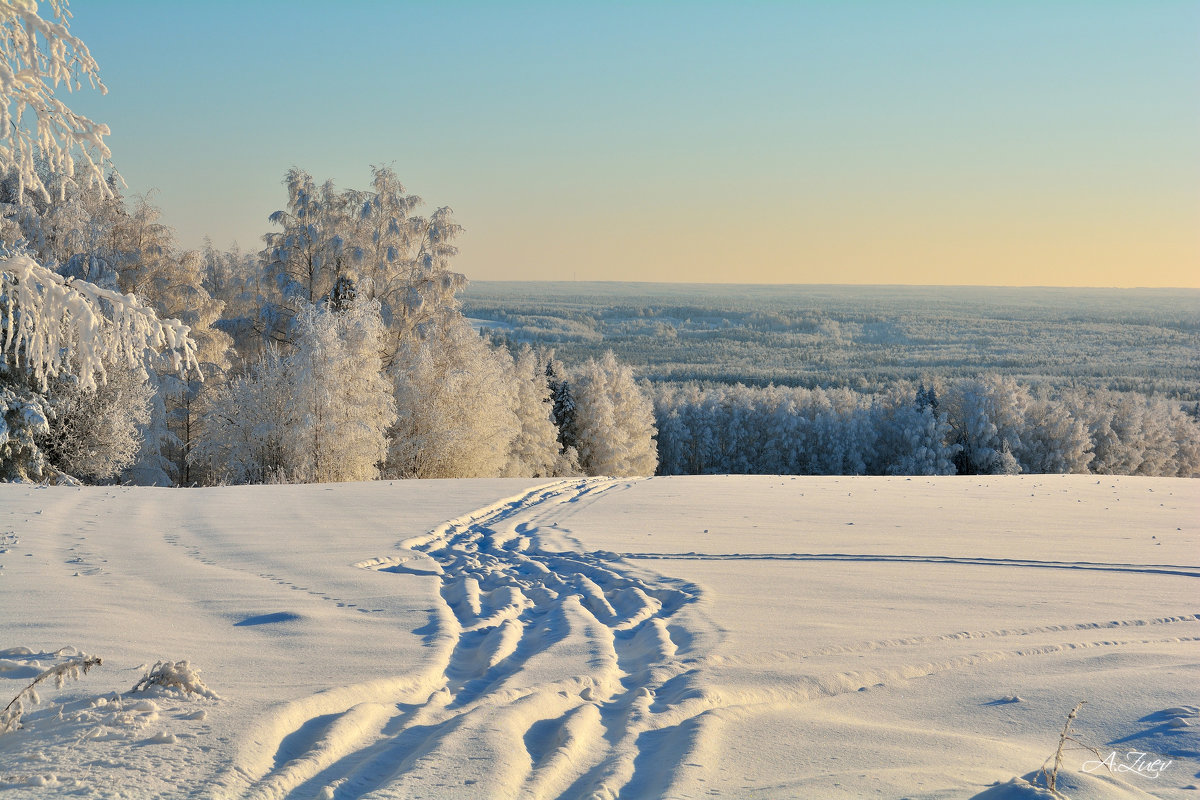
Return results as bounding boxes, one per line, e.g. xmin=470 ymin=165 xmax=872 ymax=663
xmin=233 ymin=478 xmax=713 ymax=800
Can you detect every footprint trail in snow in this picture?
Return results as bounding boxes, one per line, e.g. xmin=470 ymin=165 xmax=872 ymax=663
xmin=236 ymin=478 xmax=712 ymax=800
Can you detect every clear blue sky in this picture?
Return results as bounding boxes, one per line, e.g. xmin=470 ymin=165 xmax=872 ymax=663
xmin=67 ymin=1 xmax=1200 ymax=286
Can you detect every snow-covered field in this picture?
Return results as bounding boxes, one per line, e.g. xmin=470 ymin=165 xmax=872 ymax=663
xmin=1 ymin=475 xmax=1196 ymax=799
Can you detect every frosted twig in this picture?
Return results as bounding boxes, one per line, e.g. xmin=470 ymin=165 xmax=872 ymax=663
xmin=0 ymin=653 xmax=102 ymax=734
xmin=1037 ymin=700 xmax=1107 ymax=797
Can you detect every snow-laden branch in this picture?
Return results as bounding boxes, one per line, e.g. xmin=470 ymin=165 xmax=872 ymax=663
xmin=2 ymin=253 xmax=197 ymax=391
xmin=0 ymin=0 xmax=111 ymax=201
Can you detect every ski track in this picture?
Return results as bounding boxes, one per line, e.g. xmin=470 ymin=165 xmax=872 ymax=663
xmin=222 ymin=478 xmax=1200 ymax=800
xmin=225 ymin=478 xmax=709 ymax=800
xmin=627 ymin=551 xmax=1200 ymax=578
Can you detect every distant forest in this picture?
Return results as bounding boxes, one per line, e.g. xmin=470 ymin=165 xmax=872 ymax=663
xmin=464 ymin=282 xmax=1200 ymax=400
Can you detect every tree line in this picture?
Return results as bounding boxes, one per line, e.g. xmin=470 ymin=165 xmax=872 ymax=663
xmin=651 ymin=378 xmax=1200 ymax=477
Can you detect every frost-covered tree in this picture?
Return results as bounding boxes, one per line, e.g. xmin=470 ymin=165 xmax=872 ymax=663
xmin=0 ymin=248 xmax=188 ymax=483
xmin=287 ymin=295 xmax=394 ymax=483
xmin=1017 ymin=389 xmax=1092 ymax=474
xmin=40 ymin=358 xmax=152 ymax=482
xmin=260 ymin=167 xmax=466 ymax=357
xmin=190 ymin=296 xmax=394 ymax=485
xmin=0 ymin=58 xmax=195 ymax=400
xmin=0 ymin=4 xmax=196 ymax=483
xmin=327 ymin=273 xmax=357 ymax=313
xmin=1066 ymin=389 xmax=1200 ymax=478
xmin=648 ymin=376 xmax=1194 ymax=478
xmin=97 ymin=240 xmax=234 ymax=485
xmin=262 ymin=169 xmax=349 ymax=313
xmin=37 ymin=194 xmax=238 ymax=484
xmin=189 ymin=346 xmax=293 ymax=484
xmin=120 ymin=368 xmax=173 ymax=485
xmin=154 ymin=250 xmax=234 ymax=484
xmin=915 ymin=382 xmax=938 ymax=412
xmin=0 ymin=160 xmax=113 ymax=269
xmin=202 ymin=240 xmax=268 ymax=366
xmin=571 ymin=351 xmax=657 ymax=476
xmin=0 ymin=380 xmax=48 ymax=481
xmin=870 ymin=389 xmax=957 ymax=476
xmin=943 ymin=375 xmax=1028 ymax=475
xmin=1169 ymin=404 xmax=1200 ymax=478
xmin=348 ymin=165 xmax=467 ymax=352
xmin=945 ymin=379 xmax=1090 ymax=475
xmin=1 ymin=252 xmax=196 ymax=392
xmin=387 ymin=318 xmax=519 ymax=479
xmin=546 ymin=356 xmax=578 ymax=452
xmin=651 ymin=382 xmax=921 ymax=477
xmin=2 ymin=183 xmax=235 ymax=485
xmin=504 ymin=346 xmax=575 ymax=477
xmin=798 ymin=388 xmax=873 ymax=475
xmin=1075 ymin=389 xmax=1151 ymax=476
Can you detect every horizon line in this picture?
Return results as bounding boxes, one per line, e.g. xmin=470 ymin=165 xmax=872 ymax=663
xmin=463 ymin=279 xmax=1200 ymax=292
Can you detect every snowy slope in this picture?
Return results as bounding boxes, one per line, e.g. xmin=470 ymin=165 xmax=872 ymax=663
xmin=0 ymin=476 xmax=1196 ymax=799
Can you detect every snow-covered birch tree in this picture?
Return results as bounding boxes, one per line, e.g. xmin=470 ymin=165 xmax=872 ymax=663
xmin=503 ymin=345 xmax=574 ymax=477
xmin=287 ymin=295 xmax=394 ymax=483
xmin=188 ymin=346 xmax=294 ymax=485
xmin=189 ymin=295 xmax=394 ymax=485
xmin=943 ymin=375 xmax=1026 ymax=475
xmin=571 ymin=351 xmax=658 ymax=477
xmin=386 ymin=318 xmax=519 ymax=479
xmin=260 ymin=166 xmax=467 ymax=359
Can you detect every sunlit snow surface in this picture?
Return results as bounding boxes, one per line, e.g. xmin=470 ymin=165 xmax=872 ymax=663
xmin=1 ymin=476 xmax=1196 ymax=799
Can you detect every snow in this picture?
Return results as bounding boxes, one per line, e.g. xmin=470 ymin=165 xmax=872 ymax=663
xmin=0 ymin=475 xmax=1196 ymax=798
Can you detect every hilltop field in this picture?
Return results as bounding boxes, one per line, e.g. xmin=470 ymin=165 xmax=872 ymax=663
xmin=1 ymin=475 xmax=1197 ymax=799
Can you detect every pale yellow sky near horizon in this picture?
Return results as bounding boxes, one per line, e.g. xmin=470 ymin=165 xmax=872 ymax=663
xmin=463 ymin=178 xmax=1200 ymax=287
